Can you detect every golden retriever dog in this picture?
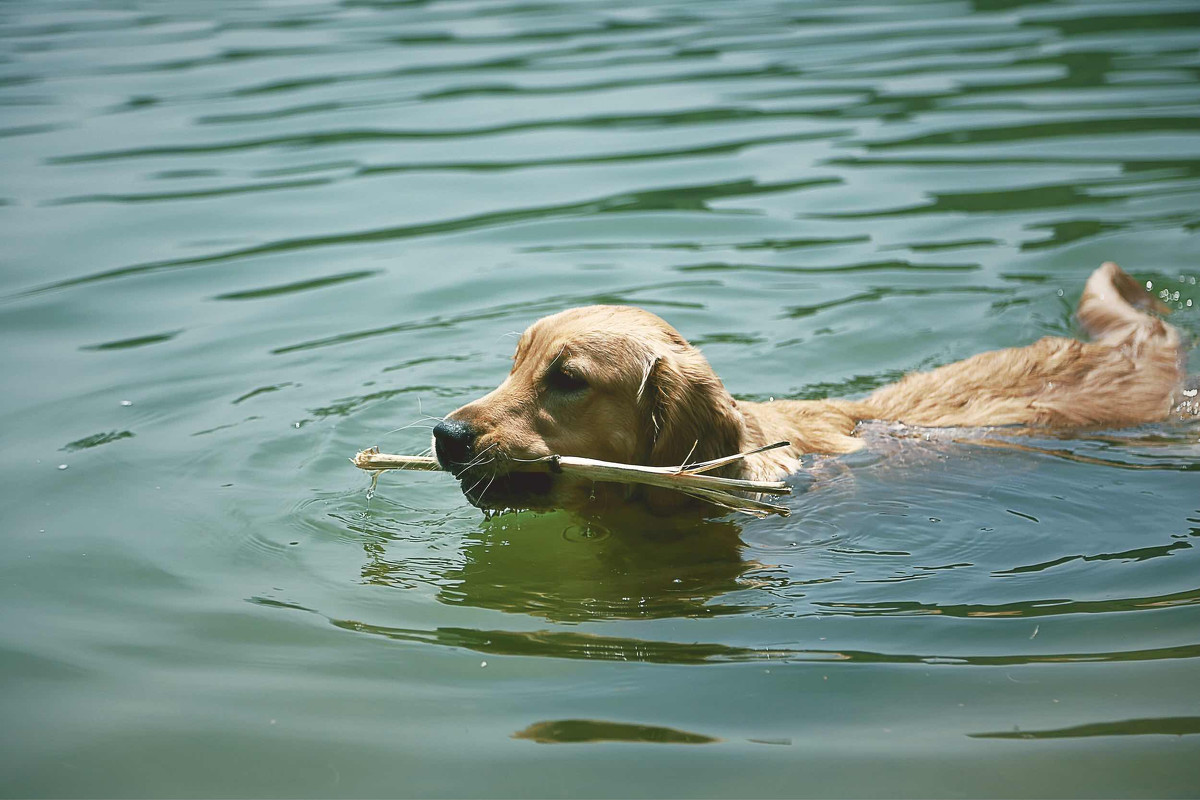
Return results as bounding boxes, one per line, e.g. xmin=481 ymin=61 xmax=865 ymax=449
xmin=433 ymin=262 xmax=1189 ymax=514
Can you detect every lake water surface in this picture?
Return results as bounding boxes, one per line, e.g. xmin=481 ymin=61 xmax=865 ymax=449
xmin=2 ymin=0 xmax=1199 ymax=796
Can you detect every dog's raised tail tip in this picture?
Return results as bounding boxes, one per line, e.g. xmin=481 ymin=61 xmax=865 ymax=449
xmin=1079 ymin=260 xmax=1176 ymax=343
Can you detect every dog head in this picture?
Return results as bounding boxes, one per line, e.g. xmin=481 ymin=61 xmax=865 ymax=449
xmin=433 ymin=305 xmax=745 ymax=512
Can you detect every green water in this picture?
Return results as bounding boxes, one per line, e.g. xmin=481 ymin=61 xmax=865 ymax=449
xmin=2 ymin=0 xmax=1200 ymax=796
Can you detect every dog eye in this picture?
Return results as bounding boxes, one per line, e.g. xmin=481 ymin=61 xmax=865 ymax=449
xmin=547 ymin=366 xmax=588 ymax=393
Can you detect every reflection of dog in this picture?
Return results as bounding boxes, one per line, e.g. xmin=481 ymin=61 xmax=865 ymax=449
xmin=435 ymin=511 xmax=752 ymax=622
xmin=433 ymin=262 xmax=1185 ymax=513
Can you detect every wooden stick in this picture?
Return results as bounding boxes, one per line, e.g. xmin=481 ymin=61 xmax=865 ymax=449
xmin=672 ymin=440 xmax=792 ymax=476
xmin=352 ymin=442 xmax=794 ymax=517
xmin=353 ymin=451 xmax=442 ymax=471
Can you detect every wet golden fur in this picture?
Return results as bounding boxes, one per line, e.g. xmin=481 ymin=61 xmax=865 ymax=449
xmin=439 ymin=262 xmax=1186 ymax=513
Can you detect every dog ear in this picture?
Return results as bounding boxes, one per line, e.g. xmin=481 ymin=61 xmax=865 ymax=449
xmin=638 ymin=350 xmax=744 ymax=471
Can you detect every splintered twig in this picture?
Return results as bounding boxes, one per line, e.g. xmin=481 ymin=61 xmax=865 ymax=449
xmin=352 ymin=441 xmax=793 ymax=517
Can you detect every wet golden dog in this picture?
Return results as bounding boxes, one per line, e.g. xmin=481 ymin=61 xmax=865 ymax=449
xmin=433 ymin=262 xmax=1186 ymax=513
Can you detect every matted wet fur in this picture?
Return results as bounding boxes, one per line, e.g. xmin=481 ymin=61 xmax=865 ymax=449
xmin=434 ymin=262 xmax=1188 ymax=513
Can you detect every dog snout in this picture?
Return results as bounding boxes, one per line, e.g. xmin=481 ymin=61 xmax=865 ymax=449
xmin=433 ymin=418 xmax=477 ymax=473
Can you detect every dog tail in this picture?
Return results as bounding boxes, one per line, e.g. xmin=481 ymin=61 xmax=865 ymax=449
xmin=859 ymin=261 xmax=1186 ymax=428
xmin=1076 ymin=261 xmax=1174 ymax=346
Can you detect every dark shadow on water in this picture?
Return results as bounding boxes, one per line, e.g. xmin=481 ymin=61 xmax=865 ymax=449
xmin=816 ymin=585 xmax=1200 ymax=619
xmin=213 ymin=269 xmax=379 ymax=300
xmin=512 ymin=718 xmax=720 ymax=745
xmin=61 ymin=430 xmax=135 ymax=451
xmin=315 ymin=601 xmax=1200 ymax=666
xmin=996 ymin=542 xmax=1193 ymax=575
xmin=79 ymin=329 xmax=182 ymax=351
xmin=326 ymin=618 xmax=783 ymax=664
xmin=970 ymin=716 xmax=1200 ymax=740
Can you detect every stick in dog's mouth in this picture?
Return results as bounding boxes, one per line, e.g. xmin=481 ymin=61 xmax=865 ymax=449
xmin=351 ymin=443 xmax=794 ymax=517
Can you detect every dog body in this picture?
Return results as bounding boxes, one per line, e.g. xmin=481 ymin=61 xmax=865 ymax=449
xmin=433 ymin=262 xmax=1187 ymax=513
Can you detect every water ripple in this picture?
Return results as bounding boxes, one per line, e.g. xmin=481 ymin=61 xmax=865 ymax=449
xmin=14 ymin=178 xmax=830 ymax=298
xmin=3 ymin=0 xmax=1200 ymax=792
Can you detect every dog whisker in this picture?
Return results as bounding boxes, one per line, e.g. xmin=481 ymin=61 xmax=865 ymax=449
xmin=462 ymin=473 xmax=487 ymax=497
xmin=416 ymin=396 xmax=446 ymax=424
xmin=383 ymin=415 xmax=446 ymax=437
xmin=460 ymin=442 xmax=499 ymax=472
xmin=477 ymin=472 xmax=498 ymax=502
xmin=463 ymin=467 xmax=499 ymax=500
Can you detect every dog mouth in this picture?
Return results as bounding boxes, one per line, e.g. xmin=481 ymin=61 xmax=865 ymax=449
xmin=458 ymin=468 xmax=554 ymax=512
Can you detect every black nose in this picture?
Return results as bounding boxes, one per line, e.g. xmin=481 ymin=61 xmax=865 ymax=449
xmin=433 ymin=419 xmax=476 ymax=472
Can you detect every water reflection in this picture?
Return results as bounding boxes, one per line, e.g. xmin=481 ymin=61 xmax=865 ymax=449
xmin=361 ymin=509 xmax=761 ymax=622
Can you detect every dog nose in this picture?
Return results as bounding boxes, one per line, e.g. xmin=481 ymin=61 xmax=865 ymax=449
xmin=433 ymin=419 xmax=476 ymax=471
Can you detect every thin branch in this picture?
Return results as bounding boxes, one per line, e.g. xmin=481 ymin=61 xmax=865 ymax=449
xmin=351 ymin=442 xmax=794 ymax=517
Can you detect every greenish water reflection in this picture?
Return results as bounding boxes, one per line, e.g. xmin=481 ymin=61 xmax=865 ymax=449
xmin=434 ymin=513 xmax=756 ymax=622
